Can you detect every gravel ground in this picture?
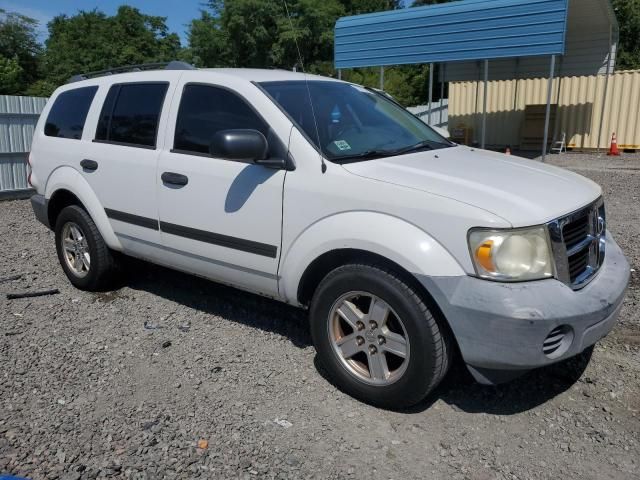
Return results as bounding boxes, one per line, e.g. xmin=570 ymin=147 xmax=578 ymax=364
xmin=1 ymin=152 xmax=638 ymax=480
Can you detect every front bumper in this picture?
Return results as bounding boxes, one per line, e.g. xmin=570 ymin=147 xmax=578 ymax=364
xmin=30 ymin=194 xmax=50 ymax=229
xmin=419 ymin=232 xmax=630 ymax=384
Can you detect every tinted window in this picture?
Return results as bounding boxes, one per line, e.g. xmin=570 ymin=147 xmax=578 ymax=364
xmin=260 ymin=81 xmax=452 ymax=162
xmin=44 ymin=86 xmax=98 ymax=139
xmin=174 ymin=84 xmax=268 ymax=154
xmin=95 ymin=83 xmax=168 ymax=147
xmin=95 ymin=86 xmax=118 ymax=141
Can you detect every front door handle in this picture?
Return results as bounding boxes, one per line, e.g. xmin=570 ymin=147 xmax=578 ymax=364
xmin=161 ymin=172 xmax=189 ymax=187
xmin=80 ymin=159 xmax=98 ymax=171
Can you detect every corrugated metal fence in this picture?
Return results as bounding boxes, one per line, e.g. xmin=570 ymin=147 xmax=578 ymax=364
xmin=448 ymin=70 xmax=640 ymax=150
xmin=407 ymin=99 xmax=449 ymax=129
xmin=0 ymin=95 xmax=48 ymax=193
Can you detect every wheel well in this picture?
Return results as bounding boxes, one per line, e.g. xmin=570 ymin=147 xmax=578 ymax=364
xmin=48 ymin=189 xmax=84 ymax=228
xmin=298 ymin=249 xmax=432 ymax=309
xmin=297 ymin=248 xmax=460 ymax=357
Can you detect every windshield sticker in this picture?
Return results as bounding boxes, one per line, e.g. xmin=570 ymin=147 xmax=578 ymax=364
xmin=334 ymin=140 xmax=351 ymax=151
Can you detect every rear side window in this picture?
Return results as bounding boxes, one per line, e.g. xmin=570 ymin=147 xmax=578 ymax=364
xmin=95 ymin=83 xmax=168 ymax=148
xmin=44 ymin=86 xmax=98 ymax=139
xmin=174 ymin=84 xmax=268 ymax=154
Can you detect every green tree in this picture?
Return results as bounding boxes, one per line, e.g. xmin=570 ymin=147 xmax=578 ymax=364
xmin=187 ymin=0 xmax=428 ymax=104
xmin=40 ymin=6 xmax=181 ymax=92
xmin=213 ymin=0 xmax=283 ymax=68
xmin=0 ymin=9 xmax=42 ymax=95
xmin=0 ymin=55 xmax=23 ymax=94
xmin=188 ymin=0 xmax=406 ymax=71
xmin=274 ymin=0 xmax=345 ymax=70
xmin=186 ymin=10 xmax=230 ymax=67
xmin=338 ymin=0 xmax=401 ymax=14
xmin=613 ymin=0 xmax=640 ymax=70
xmin=189 ymin=0 xmax=346 ymax=70
xmin=410 ymin=0 xmax=452 ymax=6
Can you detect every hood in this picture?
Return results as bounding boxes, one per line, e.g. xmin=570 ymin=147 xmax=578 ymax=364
xmin=341 ymin=146 xmax=602 ymax=227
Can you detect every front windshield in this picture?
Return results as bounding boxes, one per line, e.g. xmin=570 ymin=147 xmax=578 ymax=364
xmin=259 ymin=80 xmax=454 ymax=162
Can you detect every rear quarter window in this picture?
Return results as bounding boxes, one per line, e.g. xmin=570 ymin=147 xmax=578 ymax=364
xmin=44 ymin=86 xmax=98 ymax=139
xmin=95 ymin=82 xmax=169 ymax=148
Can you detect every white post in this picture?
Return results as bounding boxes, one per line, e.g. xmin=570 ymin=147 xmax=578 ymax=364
xmin=542 ymin=55 xmax=556 ymax=163
xmin=596 ymin=25 xmax=614 ymax=154
xmin=380 ymin=66 xmax=384 ymax=90
xmin=428 ymin=63 xmax=434 ymax=126
xmin=439 ymin=63 xmax=445 ymax=126
xmin=338 ymin=69 xmax=342 ymax=80
xmin=481 ymin=59 xmax=488 ymax=149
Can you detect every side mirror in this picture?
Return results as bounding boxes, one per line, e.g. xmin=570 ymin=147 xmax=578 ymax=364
xmin=210 ymin=129 xmax=268 ymax=162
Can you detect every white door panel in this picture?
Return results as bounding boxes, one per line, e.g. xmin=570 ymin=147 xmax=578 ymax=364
xmin=157 ymin=153 xmax=285 ymax=296
xmin=86 ymin=142 xmax=161 ymax=248
xmin=78 ymin=77 xmax=181 ymax=255
xmin=156 ymin=75 xmax=291 ymax=297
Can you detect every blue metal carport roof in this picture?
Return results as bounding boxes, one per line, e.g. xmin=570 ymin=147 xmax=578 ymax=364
xmin=334 ymin=0 xmax=618 ymax=159
xmin=334 ymin=0 xmax=569 ymax=69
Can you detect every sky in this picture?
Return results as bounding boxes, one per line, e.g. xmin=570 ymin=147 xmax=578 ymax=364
xmin=3 ymin=0 xmax=414 ymax=45
xmin=1 ymin=0 xmax=204 ymax=44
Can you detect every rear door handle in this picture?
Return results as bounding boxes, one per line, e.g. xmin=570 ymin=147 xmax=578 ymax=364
xmin=161 ymin=172 xmax=189 ymax=187
xmin=80 ymin=159 xmax=98 ymax=171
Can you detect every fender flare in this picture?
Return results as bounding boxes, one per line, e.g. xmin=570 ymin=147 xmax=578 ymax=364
xmin=45 ymin=166 xmax=122 ymax=250
xmin=279 ymin=211 xmax=465 ymax=304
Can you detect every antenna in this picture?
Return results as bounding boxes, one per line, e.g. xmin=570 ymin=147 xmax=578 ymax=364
xmin=282 ymin=0 xmax=327 ymax=173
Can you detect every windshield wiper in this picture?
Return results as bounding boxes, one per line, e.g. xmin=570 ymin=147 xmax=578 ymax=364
xmin=332 ymin=149 xmax=398 ymax=162
xmin=333 ymin=140 xmax=444 ymax=163
xmin=390 ymin=140 xmax=439 ymax=156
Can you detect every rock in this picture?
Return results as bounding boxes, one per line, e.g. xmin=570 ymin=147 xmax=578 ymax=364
xmin=61 ymin=473 xmax=81 ymax=480
xmin=274 ymin=419 xmax=292 ymax=429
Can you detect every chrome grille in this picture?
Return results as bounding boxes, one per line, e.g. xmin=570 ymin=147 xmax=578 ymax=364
xmin=547 ymin=198 xmax=606 ymax=290
xmin=562 ymin=215 xmax=590 ymax=249
xmin=568 ymin=248 xmax=590 ymax=283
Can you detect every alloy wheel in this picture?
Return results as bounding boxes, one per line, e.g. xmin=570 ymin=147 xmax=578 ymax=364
xmin=328 ymin=291 xmax=410 ymax=386
xmin=61 ymin=222 xmax=90 ymax=278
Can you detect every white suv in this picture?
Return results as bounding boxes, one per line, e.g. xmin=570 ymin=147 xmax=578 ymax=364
xmin=29 ymin=62 xmax=629 ymax=408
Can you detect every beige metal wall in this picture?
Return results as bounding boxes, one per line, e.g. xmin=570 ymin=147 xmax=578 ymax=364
xmin=449 ymin=70 xmax=640 ymax=150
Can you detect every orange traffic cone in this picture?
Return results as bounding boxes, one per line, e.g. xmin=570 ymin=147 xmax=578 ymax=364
xmin=505 ymin=146 xmax=511 ymax=155
xmin=608 ymin=133 xmax=620 ymax=156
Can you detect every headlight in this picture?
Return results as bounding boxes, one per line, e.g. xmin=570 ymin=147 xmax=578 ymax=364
xmin=468 ymin=227 xmax=554 ymax=281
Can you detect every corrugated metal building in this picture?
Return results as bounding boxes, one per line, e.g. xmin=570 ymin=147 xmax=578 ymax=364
xmin=0 ymin=95 xmax=47 ymax=195
xmin=335 ymin=0 xmax=620 ymax=157
xmin=443 ymin=0 xmax=617 ymax=81
xmin=449 ymin=70 xmax=640 ymax=150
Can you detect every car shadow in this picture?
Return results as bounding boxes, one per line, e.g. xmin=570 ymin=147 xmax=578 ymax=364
xmin=404 ymin=346 xmax=593 ymax=415
xmin=121 ymin=259 xmax=311 ymax=349
xmin=224 ymin=164 xmax=279 ymax=213
xmin=120 ymin=259 xmax=591 ymax=415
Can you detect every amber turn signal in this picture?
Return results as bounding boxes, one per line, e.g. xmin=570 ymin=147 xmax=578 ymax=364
xmin=475 ymin=240 xmax=495 ymax=272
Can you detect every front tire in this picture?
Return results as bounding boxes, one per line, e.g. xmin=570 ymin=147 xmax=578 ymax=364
xmin=309 ymin=263 xmax=451 ymax=409
xmin=55 ymin=205 xmax=118 ymax=291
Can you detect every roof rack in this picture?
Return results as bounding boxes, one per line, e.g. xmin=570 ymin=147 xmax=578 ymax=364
xmin=67 ymin=61 xmax=196 ymax=83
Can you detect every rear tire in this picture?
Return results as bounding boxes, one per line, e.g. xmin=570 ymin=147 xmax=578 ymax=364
xmin=55 ymin=205 xmax=118 ymax=291
xmin=309 ymin=262 xmax=451 ymax=409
